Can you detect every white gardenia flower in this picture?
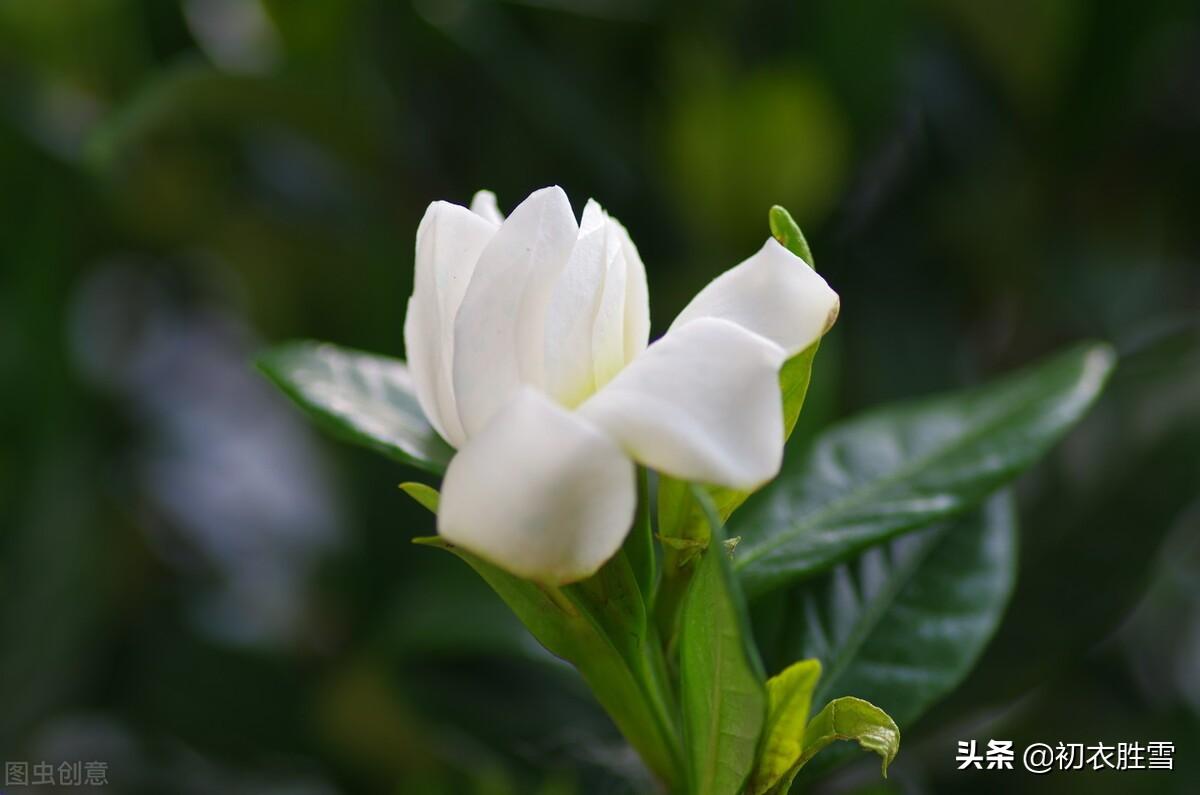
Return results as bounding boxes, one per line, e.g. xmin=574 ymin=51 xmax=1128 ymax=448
xmin=404 ymin=186 xmax=839 ymax=584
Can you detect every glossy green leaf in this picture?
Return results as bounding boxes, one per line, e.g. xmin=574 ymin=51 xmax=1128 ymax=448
xmin=413 ymin=536 xmax=683 ymax=789
xmin=679 ymin=489 xmax=767 ymax=795
xmin=734 ymin=342 xmax=1113 ymax=596
xmin=945 ymin=325 xmax=1200 ymax=715
xmin=773 ymin=492 xmax=1016 ymax=772
xmin=789 ymin=696 xmax=899 ymax=782
xmin=746 ymin=659 xmax=822 ymax=795
xmin=256 ymin=340 xmax=453 ymax=473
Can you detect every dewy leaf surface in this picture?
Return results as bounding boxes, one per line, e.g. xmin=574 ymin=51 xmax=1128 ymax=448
xmin=257 ymin=341 xmax=453 ymax=473
xmin=679 ymin=490 xmax=767 ymax=795
xmin=734 ymin=342 xmax=1113 ymax=596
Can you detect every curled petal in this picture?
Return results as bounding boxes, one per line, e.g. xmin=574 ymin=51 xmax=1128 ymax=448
xmin=406 ymin=201 xmax=498 ymax=447
xmin=579 ymin=317 xmax=787 ymax=489
xmin=438 ymin=388 xmax=637 ymax=584
xmin=670 ymin=238 xmax=839 ymax=356
xmin=453 ymin=186 xmax=579 ymax=437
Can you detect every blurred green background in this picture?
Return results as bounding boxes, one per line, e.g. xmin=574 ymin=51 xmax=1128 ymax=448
xmin=2 ymin=1 xmax=1198 ymax=793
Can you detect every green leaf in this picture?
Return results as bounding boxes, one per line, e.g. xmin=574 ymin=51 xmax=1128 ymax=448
xmin=791 ymin=696 xmax=899 ymax=781
xmin=945 ymin=325 xmax=1200 ymax=714
xmin=256 ymin=340 xmax=453 ymax=473
xmin=679 ymin=489 xmax=767 ymax=795
xmin=746 ymin=659 xmax=822 ymax=795
xmin=734 ymin=342 xmax=1114 ymax=596
xmin=398 ymin=482 xmax=440 ymax=513
xmin=413 ymin=537 xmax=684 ymax=789
xmin=771 ymin=492 xmax=1016 ymax=772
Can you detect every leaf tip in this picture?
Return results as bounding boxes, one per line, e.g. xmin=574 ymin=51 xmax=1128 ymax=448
xmin=399 ymin=481 xmax=440 ymax=513
xmin=767 ymin=205 xmax=814 ymax=267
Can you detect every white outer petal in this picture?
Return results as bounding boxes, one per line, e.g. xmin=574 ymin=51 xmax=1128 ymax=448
xmin=579 ymin=317 xmax=787 ymax=489
xmin=452 ymin=186 xmax=578 ymax=437
xmin=438 ymin=388 xmax=637 ymax=584
xmin=469 ymin=189 xmax=505 ymax=224
xmin=405 ymin=201 xmax=498 ymax=447
xmin=591 ymin=220 xmax=629 ymax=390
xmin=669 ymin=237 xmax=839 ymax=356
xmin=610 ymin=216 xmax=650 ymax=364
xmin=404 ymin=296 xmax=442 ymax=436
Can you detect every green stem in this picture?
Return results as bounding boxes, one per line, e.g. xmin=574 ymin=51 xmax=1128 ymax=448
xmin=566 ymin=589 xmax=686 ymax=789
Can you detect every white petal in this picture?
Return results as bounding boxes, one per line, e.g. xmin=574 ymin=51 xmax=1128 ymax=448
xmin=670 ymin=237 xmax=839 ymax=356
xmin=404 ymin=296 xmax=443 ymax=438
xmin=544 ymin=222 xmax=607 ymax=407
xmin=543 ymin=200 xmax=640 ymax=407
xmin=578 ymin=317 xmax=787 ymax=489
xmin=438 ymin=388 xmax=637 ymax=584
xmin=452 ymin=186 xmax=579 ymax=437
xmin=611 ymin=216 xmax=650 ymax=364
xmin=405 ymin=201 xmax=498 ymax=447
xmin=469 ymin=189 xmax=504 ymax=224
xmin=579 ymin=197 xmax=606 ymax=235
xmin=591 ymin=220 xmax=629 ymax=390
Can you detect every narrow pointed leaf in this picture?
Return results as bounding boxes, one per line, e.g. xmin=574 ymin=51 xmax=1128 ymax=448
xmin=734 ymin=342 xmax=1114 ymax=596
xmin=256 ymin=340 xmax=453 ymax=473
xmin=679 ymin=489 xmax=767 ymax=795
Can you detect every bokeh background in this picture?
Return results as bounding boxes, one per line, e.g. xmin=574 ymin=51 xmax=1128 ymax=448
xmin=2 ymin=1 xmax=1199 ymax=793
